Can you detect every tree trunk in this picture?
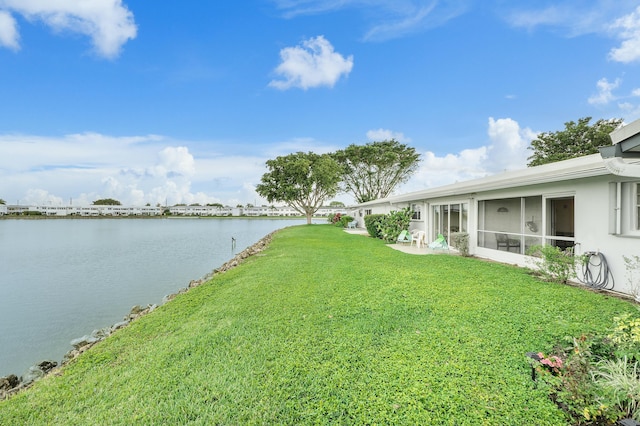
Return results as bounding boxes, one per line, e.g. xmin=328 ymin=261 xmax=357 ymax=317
xmin=306 ymin=213 xmax=312 ymax=224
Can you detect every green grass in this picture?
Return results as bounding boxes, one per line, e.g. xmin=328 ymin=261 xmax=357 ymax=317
xmin=0 ymin=225 xmax=636 ymax=425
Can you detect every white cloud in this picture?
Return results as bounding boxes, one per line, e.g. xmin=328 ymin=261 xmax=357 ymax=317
xmin=588 ymin=77 xmax=621 ymax=105
xmin=273 ymin=0 xmax=468 ymax=41
xmin=0 ymin=0 xmax=137 ymax=58
xmin=506 ymin=3 xmax=640 ymax=63
xmin=0 ymin=10 xmax=19 ymax=50
xmin=608 ymin=6 xmax=640 ymax=63
xmin=505 ymin=2 xmax=638 ymax=35
xmin=0 ymin=120 xmax=537 ymax=208
xmin=153 ymin=146 xmax=196 ymax=178
xmin=0 ymin=132 xmax=276 ymax=207
xmin=398 ymin=117 xmax=535 ymax=194
xmin=366 ymin=128 xmax=411 ymax=143
xmin=268 ymin=35 xmax=353 ymax=90
xmin=587 ymin=78 xmax=640 ymax=119
xmin=22 ymin=189 xmax=64 ymax=206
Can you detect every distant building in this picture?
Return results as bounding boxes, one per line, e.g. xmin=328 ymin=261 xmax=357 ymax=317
xmin=2 ymin=203 xmax=348 ymax=218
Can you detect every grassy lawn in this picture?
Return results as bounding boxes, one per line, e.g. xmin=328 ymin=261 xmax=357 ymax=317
xmin=0 ymin=224 xmax=636 ymax=425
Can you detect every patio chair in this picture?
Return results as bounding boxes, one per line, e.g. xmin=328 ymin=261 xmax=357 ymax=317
xmin=396 ymin=230 xmax=411 ymax=244
xmin=496 ymin=233 xmax=521 ymax=252
xmin=347 ymin=220 xmax=357 ymax=229
xmin=428 ymin=233 xmax=449 ymax=250
xmin=410 ymin=230 xmax=426 ymax=248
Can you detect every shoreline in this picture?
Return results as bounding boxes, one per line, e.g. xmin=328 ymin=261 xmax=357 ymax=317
xmin=0 ymin=215 xmax=310 ymax=220
xmin=0 ymin=228 xmax=278 ymax=400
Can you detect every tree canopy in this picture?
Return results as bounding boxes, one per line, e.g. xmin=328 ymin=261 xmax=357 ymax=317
xmin=0 ymin=198 xmax=5 ymax=205
xmin=527 ymin=117 xmax=623 ymax=167
xmin=256 ymin=151 xmax=341 ymax=224
xmin=333 ymin=139 xmax=421 ymax=203
xmin=92 ymin=198 xmax=122 ymax=205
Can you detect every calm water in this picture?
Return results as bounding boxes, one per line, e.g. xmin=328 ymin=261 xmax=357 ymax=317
xmin=0 ymin=217 xmax=311 ymax=377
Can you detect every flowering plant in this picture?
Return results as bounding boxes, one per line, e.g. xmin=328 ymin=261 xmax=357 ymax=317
xmin=537 ymin=352 xmax=564 ymax=375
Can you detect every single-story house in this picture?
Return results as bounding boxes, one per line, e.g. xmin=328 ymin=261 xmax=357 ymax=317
xmin=353 ymin=118 xmax=640 ymax=297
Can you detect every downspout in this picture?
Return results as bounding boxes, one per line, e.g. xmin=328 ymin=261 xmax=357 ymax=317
xmin=603 ymin=157 xmax=640 ymax=178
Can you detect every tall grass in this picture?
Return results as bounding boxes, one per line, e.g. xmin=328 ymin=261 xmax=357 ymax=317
xmin=0 ymin=225 xmax=636 ymax=424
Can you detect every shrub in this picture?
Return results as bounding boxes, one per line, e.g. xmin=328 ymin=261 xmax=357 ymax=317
xmin=532 ymin=335 xmax=622 ymax=424
xmin=531 ymin=315 xmax=640 ymax=424
xmin=377 ymin=208 xmax=413 ymax=243
xmin=364 ymin=214 xmax=385 ymax=238
xmin=328 ymin=213 xmax=342 ymax=224
xmin=450 ymin=232 xmax=470 ymax=256
xmin=608 ymin=313 xmax=640 ymax=361
xmin=337 ymin=215 xmax=354 ymax=228
xmin=593 ymin=357 xmax=640 ymax=421
xmin=527 ymin=244 xmax=581 ymax=284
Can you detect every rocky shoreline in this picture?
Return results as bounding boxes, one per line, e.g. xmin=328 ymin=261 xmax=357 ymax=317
xmin=0 ymin=230 xmax=276 ymax=401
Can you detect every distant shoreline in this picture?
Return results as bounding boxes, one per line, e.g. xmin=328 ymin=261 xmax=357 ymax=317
xmin=0 ymin=215 xmax=311 ymax=221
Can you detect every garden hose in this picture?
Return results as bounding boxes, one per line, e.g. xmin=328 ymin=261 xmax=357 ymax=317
xmin=578 ymin=251 xmax=614 ymax=290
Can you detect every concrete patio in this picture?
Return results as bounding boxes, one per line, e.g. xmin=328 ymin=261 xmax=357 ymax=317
xmin=343 ymin=228 xmax=454 ymax=256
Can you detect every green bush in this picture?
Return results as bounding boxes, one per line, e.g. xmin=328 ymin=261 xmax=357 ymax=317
xmin=338 ymin=215 xmax=354 ymax=228
xmin=531 ymin=316 xmax=640 ymax=424
xmin=450 ymin=232 xmax=470 ymax=256
xmin=328 ymin=213 xmax=342 ymax=224
xmin=377 ymin=208 xmax=413 ymax=243
xmin=364 ymin=214 xmax=385 ymax=238
xmin=527 ymin=244 xmax=581 ymax=284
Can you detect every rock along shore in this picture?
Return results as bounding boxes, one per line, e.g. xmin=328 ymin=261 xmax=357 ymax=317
xmin=0 ymin=230 xmax=276 ymax=401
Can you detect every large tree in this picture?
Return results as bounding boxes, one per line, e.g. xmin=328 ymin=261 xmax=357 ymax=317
xmin=256 ymin=151 xmax=341 ymax=224
xmin=333 ymin=139 xmax=421 ymax=203
xmin=527 ymin=117 xmax=623 ymax=167
xmin=93 ymin=198 xmax=122 ymax=205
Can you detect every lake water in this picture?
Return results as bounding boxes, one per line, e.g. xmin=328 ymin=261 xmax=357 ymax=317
xmin=0 ymin=217 xmax=312 ymax=377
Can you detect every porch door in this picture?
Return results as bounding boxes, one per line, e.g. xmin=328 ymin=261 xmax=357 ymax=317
xmin=546 ymin=196 xmax=575 ymax=249
xmin=432 ymin=203 xmax=467 ymax=246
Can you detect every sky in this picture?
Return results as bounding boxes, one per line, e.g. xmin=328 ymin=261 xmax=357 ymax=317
xmin=1 ymin=0 xmax=640 ymax=207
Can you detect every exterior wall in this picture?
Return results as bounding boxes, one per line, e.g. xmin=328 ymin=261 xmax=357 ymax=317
xmin=357 ymin=174 xmax=640 ymax=296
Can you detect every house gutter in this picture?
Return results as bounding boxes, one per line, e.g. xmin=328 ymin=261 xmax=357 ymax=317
xmin=602 ymin=157 xmax=640 ymax=178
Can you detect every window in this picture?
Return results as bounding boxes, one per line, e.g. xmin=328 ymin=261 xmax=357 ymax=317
xmin=609 ymin=181 xmax=640 ymax=235
xmin=411 ymin=203 xmax=421 ymax=220
xmin=365 ymin=209 xmax=372 ymax=216
xmin=477 ymin=196 xmax=543 ymax=254
xmin=431 ymin=202 xmax=468 ymax=246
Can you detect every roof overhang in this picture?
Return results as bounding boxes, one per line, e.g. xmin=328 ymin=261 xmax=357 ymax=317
xmin=358 ymin=154 xmax=612 ymax=206
xmin=601 ymin=119 xmax=640 ymax=159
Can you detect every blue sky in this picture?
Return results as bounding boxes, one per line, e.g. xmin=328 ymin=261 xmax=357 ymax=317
xmin=1 ymin=0 xmax=640 ymax=207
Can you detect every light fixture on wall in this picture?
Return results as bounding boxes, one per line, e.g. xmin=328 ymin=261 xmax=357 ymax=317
xmin=497 ymin=207 xmax=509 ymax=213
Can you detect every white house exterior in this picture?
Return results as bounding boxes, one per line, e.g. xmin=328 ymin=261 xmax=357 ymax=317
xmin=354 ymin=118 xmax=640 ymax=297
xmin=0 ymin=204 xmax=6 ymax=215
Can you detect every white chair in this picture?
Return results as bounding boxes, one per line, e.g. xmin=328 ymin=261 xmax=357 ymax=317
xmin=411 ymin=231 xmax=426 ymax=248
